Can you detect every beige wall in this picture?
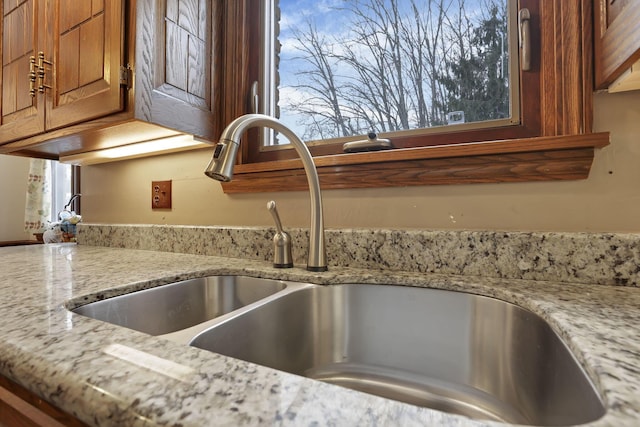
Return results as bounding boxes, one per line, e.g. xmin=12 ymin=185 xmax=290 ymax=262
xmin=81 ymin=90 xmax=640 ymax=232
xmin=0 ymin=155 xmax=31 ymax=241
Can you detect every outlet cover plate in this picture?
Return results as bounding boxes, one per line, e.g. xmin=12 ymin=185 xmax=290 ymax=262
xmin=152 ymin=180 xmax=172 ymax=209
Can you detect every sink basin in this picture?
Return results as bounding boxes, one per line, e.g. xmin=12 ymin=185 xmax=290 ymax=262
xmin=72 ymin=276 xmax=286 ymax=335
xmin=190 ymin=284 xmax=605 ymax=426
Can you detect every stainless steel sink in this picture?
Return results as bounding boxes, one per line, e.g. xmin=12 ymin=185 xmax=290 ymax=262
xmin=72 ymin=276 xmax=286 ymax=335
xmin=70 ymin=276 xmax=605 ymax=425
xmin=190 ymin=284 xmax=605 ymax=426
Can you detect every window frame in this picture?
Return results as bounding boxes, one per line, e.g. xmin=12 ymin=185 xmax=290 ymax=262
xmin=213 ymin=0 xmax=609 ymax=193
xmin=50 ymin=162 xmax=81 ymax=222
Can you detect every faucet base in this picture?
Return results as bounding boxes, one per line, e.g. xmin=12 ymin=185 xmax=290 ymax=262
xmin=307 ymin=266 xmax=328 ymax=272
xmin=274 ymin=262 xmax=294 ymax=269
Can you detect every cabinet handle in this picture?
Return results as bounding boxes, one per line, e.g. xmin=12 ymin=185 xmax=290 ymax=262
xmin=37 ymin=51 xmax=53 ymax=93
xmin=519 ymin=8 xmax=531 ymax=72
xmin=29 ymin=56 xmax=38 ymax=97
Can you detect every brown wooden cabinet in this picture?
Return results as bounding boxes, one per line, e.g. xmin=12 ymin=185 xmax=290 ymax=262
xmin=0 ymin=375 xmax=87 ymax=427
xmin=48 ymin=0 xmax=124 ymax=131
xmin=132 ymin=0 xmax=215 ymax=141
xmin=594 ymin=0 xmax=640 ymax=90
xmin=0 ymin=0 xmax=217 ymax=159
xmin=1 ymin=0 xmax=124 ymax=144
xmin=2 ymin=0 xmax=47 ymax=143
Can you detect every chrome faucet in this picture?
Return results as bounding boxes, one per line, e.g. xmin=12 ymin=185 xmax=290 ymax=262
xmin=204 ymin=114 xmax=328 ymax=272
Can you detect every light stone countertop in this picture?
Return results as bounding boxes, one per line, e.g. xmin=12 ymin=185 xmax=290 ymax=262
xmin=0 ymin=243 xmax=639 ymax=426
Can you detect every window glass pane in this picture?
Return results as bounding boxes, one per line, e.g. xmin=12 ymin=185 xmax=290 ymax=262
xmin=264 ymin=0 xmax=516 ymax=145
xmin=49 ymin=160 xmax=73 ymax=223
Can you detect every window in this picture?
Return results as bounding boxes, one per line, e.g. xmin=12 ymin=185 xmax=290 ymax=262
xmin=213 ymin=0 xmax=609 ymax=193
xmin=263 ymin=0 xmax=519 ymax=146
xmin=50 ymin=161 xmax=75 ymax=223
xmin=23 ymin=160 xmax=78 ymax=239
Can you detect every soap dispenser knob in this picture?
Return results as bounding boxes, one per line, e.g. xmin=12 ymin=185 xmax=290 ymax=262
xmin=267 ymin=200 xmax=293 ymax=268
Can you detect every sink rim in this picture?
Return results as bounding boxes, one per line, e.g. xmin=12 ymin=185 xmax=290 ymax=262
xmin=64 ymin=274 xmax=297 ymax=311
xmin=65 ymin=276 xmax=607 ymax=392
xmin=67 ymin=275 xmax=310 ymax=339
xmin=64 ymin=274 xmax=607 ymax=425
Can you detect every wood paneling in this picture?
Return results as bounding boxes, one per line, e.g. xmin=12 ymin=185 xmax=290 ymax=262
xmin=2 ymin=61 xmax=17 ymax=114
xmin=594 ymin=0 xmax=640 ymax=88
xmin=164 ymin=0 xmax=209 ymax=101
xmin=58 ymin=27 xmax=80 ymax=93
xmin=165 ymin=20 xmax=189 ymax=90
xmin=188 ymin=35 xmax=206 ymax=98
xmin=213 ymin=0 xmax=249 ymax=151
xmin=46 ymin=0 xmax=122 ymax=130
xmin=16 ymin=54 xmax=32 ymax=110
xmin=59 ymin=0 xmax=91 ymax=33
xmin=78 ymin=12 xmax=105 ymax=86
xmin=133 ymin=0 xmax=215 ymax=139
xmin=0 ymin=0 xmax=44 ymax=143
xmin=539 ymin=0 xmax=591 ymax=136
xmin=92 ymin=0 xmax=103 ymax=15
xmin=606 ymin=0 xmax=632 ymax=26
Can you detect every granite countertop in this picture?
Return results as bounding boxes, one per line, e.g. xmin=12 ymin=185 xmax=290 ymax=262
xmin=1 ymin=243 xmax=639 ymax=426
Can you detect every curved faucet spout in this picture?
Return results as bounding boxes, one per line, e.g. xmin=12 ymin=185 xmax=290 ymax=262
xmin=205 ymin=114 xmax=327 ymax=272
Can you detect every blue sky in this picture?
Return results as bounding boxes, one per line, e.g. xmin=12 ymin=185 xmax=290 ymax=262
xmin=275 ymin=0 xmax=380 ymax=136
xmin=274 ymin=0 xmax=503 ymax=140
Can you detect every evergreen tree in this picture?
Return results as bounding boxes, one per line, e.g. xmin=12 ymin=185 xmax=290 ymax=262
xmin=437 ymin=1 xmax=509 ymax=124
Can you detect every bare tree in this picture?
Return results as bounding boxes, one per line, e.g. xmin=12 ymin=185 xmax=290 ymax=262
xmin=401 ymin=0 xmax=450 ymax=126
xmin=279 ymin=0 xmax=509 ymax=140
xmin=286 ymin=21 xmax=352 ymax=139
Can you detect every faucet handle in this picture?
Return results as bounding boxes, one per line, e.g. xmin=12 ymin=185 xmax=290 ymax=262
xmin=267 ymin=201 xmax=293 ymax=268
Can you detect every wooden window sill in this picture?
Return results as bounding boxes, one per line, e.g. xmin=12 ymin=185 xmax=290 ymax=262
xmin=221 ymin=132 xmax=610 ymax=193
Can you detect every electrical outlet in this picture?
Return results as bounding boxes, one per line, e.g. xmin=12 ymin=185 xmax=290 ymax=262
xmin=152 ymin=180 xmax=172 ymax=209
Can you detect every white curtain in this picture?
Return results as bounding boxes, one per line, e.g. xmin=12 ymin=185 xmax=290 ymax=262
xmin=24 ymin=159 xmax=51 ymax=233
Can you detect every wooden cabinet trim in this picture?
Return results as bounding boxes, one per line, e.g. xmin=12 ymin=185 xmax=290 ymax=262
xmin=220 ymin=132 xmax=610 ymax=193
xmin=594 ymin=0 xmax=640 ymax=88
xmin=0 ymin=375 xmax=87 ymax=427
xmin=0 ymin=0 xmax=47 ymax=144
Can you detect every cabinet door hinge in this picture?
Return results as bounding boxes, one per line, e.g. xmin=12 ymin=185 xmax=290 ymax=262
xmin=119 ymin=65 xmax=133 ymax=89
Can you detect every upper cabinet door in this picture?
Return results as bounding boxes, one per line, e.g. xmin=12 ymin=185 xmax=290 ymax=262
xmin=594 ymin=0 xmax=640 ymax=89
xmin=133 ymin=0 xmax=215 ymax=140
xmin=1 ymin=0 xmax=46 ymax=144
xmin=0 ymin=0 xmax=215 ymax=157
xmin=45 ymin=0 xmax=125 ymax=130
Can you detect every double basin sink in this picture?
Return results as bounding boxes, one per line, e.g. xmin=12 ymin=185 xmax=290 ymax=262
xmin=70 ymin=275 xmax=605 ymax=425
